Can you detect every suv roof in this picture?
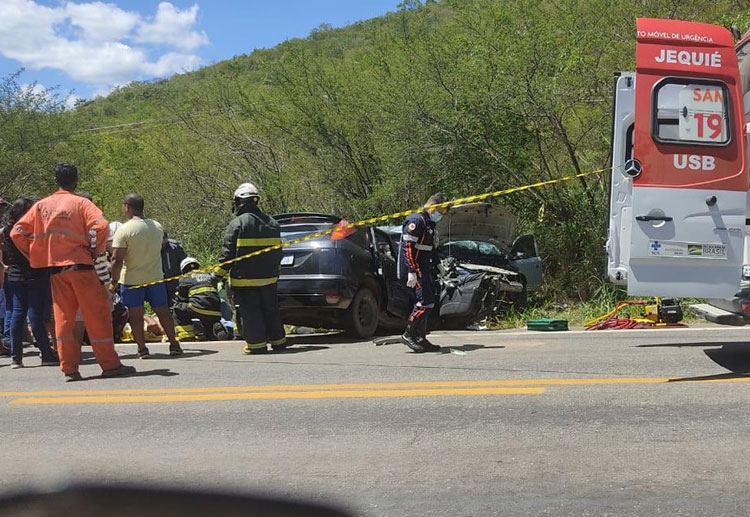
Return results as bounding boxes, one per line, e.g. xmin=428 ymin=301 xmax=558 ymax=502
xmin=274 ymin=213 xmax=342 ymax=225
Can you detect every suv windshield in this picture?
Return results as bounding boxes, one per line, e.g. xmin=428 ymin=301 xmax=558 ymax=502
xmin=440 ymin=240 xmax=506 ymax=259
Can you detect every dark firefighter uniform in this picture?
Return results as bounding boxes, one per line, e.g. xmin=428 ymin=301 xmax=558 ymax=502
xmin=216 ymin=203 xmax=286 ymax=352
xmin=398 ymin=210 xmax=437 ymax=341
xmin=173 ymin=272 xmax=222 ymax=340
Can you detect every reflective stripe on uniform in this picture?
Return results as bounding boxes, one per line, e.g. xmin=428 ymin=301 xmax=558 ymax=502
xmin=188 ymin=304 xmax=222 ymax=317
xmin=402 ymin=234 xmax=418 ymax=242
xmin=189 ymin=286 xmax=217 ymax=297
xmin=29 ymin=228 xmax=88 ymax=241
xmin=415 ymin=244 xmax=433 ymax=251
xmin=229 ymin=276 xmax=278 ymax=287
xmin=89 ymin=336 xmax=115 ymax=344
xmin=236 ymin=237 xmax=282 ymax=247
xmin=175 ymin=325 xmax=195 ymax=339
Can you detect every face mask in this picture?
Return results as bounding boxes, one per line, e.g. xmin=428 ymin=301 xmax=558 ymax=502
xmin=430 ymin=211 xmax=443 ymax=223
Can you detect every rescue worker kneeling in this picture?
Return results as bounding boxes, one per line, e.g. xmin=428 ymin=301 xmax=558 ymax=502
xmin=173 ymin=257 xmax=223 ymax=341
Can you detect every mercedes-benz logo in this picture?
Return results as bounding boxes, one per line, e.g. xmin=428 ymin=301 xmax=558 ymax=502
xmin=624 ymin=158 xmax=642 ymax=178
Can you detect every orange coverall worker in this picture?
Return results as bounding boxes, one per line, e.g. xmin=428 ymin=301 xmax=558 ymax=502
xmin=11 ymin=190 xmax=122 ymax=375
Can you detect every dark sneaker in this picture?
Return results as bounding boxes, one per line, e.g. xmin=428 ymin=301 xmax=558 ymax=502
xmin=41 ymin=352 xmax=60 ymax=366
xmin=65 ymin=372 xmax=83 ymax=382
xmin=169 ymin=343 xmax=184 ymax=356
xmin=101 ymin=364 xmax=137 ymax=378
xmin=11 ymin=358 xmax=23 ymax=369
xmin=243 ymin=344 xmax=269 ymax=355
xmin=137 ymin=347 xmax=151 ymax=359
xmin=400 ymin=333 xmax=425 ymax=353
xmin=0 ymin=343 xmax=10 ymax=357
xmin=418 ymin=337 xmax=441 ymax=352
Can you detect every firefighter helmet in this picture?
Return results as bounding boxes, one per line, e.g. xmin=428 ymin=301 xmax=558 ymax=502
xmin=180 ymin=257 xmax=200 ymax=273
xmin=233 ymin=182 xmax=260 ymax=200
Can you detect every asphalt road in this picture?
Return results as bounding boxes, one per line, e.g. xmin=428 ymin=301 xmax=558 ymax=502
xmin=3 ymin=325 xmax=750 ymax=516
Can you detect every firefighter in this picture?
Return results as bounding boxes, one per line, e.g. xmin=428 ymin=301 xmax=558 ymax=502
xmin=173 ymin=257 xmax=223 ymax=340
xmin=11 ymin=163 xmax=135 ymax=381
xmin=215 ymin=183 xmax=287 ymax=354
xmin=398 ymin=193 xmax=450 ymax=353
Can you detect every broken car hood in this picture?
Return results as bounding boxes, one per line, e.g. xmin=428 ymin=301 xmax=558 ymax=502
xmin=456 ymin=262 xmax=519 ymax=277
xmin=436 ymin=203 xmax=516 ymax=249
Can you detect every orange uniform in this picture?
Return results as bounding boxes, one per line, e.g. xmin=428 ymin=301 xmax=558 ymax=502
xmin=11 ymin=190 xmax=121 ymax=374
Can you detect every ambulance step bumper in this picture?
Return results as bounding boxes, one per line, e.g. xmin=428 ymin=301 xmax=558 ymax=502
xmin=688 ymin=304 xmax=747 ymax=326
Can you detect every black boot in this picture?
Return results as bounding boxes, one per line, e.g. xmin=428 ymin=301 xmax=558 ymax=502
xmin=417 ymin=315 xmax=440 ymax=352
xmin=401 ymin=323 xmax=425 ymax=353
xmin=418 ymin=335 xmax=441 ymax=352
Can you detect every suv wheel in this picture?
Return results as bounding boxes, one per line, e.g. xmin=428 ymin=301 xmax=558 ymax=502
xmin=344 ymin=287 xmax=379 ymax=338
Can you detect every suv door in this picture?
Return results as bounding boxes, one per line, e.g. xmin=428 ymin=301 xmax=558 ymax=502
xmin=509 ymin=234 xmax=543 ymax=290
xmin=628 ymin=18 xmax=748 ymax=298
xmin=370 ymin=228 xmax=412 ymax=317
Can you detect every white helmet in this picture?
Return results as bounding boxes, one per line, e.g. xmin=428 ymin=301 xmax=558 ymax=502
xmin=233 ymin=182 xmax=260 ymax=200
xmin=180 ymin=257 xmax=200 ymax=273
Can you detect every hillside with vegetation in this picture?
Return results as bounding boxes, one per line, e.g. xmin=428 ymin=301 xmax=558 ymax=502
xmin=1 ymin=0 xmax=746 ymax=310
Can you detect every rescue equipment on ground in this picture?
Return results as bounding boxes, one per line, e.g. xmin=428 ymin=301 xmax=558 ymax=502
xmin=585 ymin=298 xmax=685 ymax=330
xmin=526 ymin=318 xmax=569 ymax=331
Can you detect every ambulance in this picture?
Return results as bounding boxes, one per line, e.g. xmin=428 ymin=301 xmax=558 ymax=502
xmin=607 ymin=18 xmax=750 ymax=325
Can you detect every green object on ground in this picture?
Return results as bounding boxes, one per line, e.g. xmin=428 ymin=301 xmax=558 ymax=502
xmin=526 ymin=318 xmax=569 ymax=331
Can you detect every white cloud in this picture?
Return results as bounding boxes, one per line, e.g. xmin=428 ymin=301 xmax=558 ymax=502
xmin=19 ymin=83 xmax=47 ymax=97
xmin=135 ymin=2 xmax=209 ymax=51
xmin=65 ymin=1 xmax=140 ymax=42
xmin=64 ymin=94 xmax=81 ymax=110
xmin=144 ymin=52 xmax=203 ymax=76
xmin=18 ymin=82 xmax=79 ymax=110
xmin=0 ymin=0 xmax=209 ymax=93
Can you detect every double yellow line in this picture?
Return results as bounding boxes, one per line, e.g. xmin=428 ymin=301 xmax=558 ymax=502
xmin=6 ymin=373 xmax=750 ymax=406
xmin=3 ymin=379 xmax=546 ymax=405
xmin=130 ymin=168 xmax=608 ymax=289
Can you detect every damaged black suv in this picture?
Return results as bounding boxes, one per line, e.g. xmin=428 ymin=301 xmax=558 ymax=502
xmin=275 ymin=203 xmax=542 ymax=338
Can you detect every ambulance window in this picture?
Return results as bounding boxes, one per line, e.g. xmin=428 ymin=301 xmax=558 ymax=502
xmin=652 ymin=79 xmax=730 ymax=146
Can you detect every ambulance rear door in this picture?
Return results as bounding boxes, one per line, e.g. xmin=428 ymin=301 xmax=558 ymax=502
xmin=628 ymin=18 xmax=748 ymax=298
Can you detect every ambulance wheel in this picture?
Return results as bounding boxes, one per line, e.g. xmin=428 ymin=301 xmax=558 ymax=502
xmin=345 ymin=288 xmax=379 ymax=338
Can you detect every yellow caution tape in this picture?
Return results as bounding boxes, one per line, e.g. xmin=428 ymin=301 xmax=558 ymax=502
xmin=129 ymin=168 xmax=608 ymax=289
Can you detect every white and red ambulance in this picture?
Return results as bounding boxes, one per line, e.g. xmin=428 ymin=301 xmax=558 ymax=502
xmin=607 ymin=18 xmax=750 ymax=324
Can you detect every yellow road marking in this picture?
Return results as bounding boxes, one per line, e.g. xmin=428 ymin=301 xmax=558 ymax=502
xmin=9 ymin=387 xmax=544 ymax=405
xmin=2 ymin=375 xmax=749 ymax=399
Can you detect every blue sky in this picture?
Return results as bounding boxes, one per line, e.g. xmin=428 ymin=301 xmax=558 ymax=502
xmin=0 ymin=0 xmax=400 ymax=104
